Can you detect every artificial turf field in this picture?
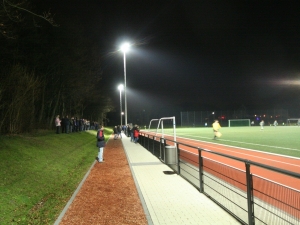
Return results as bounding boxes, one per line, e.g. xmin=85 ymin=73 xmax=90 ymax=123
xmin=150 ymin=125 xmax=300 ymax=158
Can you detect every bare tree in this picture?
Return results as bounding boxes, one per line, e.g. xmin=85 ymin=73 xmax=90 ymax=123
xmin=0 ymin=0 xmax=57 ymax=38
xmin=0 ymin=64 xmax=41 ymax=133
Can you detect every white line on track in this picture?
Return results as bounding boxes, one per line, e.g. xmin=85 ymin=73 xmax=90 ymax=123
xmin=202 ymin=144 xmax=300 ymax=168
xmin=143 ymin=131 xmax=300 ymax=159
xmin=183 ymin=134 xmax=300 ymax=152
xmin=151 ymin=132 xmax=300 ymax=168
xmin=175 ymin=136 xmax=300 ymax=168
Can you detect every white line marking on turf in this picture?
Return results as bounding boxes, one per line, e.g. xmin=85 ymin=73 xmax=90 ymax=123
xmin=185 ymin=134 xmax=300 ymax=152
xmin=143 ymin=131 xmax=300 ymax=159
xmin=159 ymin=133 xmax=300 ymax=161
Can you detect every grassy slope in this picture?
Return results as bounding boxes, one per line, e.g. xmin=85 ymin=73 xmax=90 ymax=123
xmin=0 ymin=129 xmax=112 ymax=225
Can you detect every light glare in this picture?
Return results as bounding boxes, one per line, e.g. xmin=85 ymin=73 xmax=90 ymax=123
xmin=120 ymin=42 xmax=130 ymax=53
xmin=118 ymin=84 xmax=124 ymax=91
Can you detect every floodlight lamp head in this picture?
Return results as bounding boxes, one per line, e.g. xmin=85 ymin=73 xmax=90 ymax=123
xmin=120 ymin=42 xmax=130 ymax=53
xmin=118 ymin=84 xmax=124 ymax=91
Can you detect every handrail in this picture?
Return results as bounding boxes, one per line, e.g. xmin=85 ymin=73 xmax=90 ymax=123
xmin=139 ymin=132 xmax=300 ymax=225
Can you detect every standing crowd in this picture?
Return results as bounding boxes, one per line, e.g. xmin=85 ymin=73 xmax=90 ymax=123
xmin=112 ymin=124 xmax=140 ymax=144
xmin=94 ymin=123 xmax=140 ymax=163
xmin=55 ymin=115 xmax=142 ymax=163
xmin=54 ymin=115 xmax=100 ymax=134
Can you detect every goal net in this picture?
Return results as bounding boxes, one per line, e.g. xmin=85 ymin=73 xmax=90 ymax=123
xmin=148 ymin=117 xmax=176 ymax=143
xmin=287 ymin=118 xmax=300 ymax=126
xmin=228 ymin=119 xmax=250 ymax=127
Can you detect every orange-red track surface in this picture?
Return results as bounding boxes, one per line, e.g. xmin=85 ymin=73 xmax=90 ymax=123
xmin=143 ymin=132 xmax=300 ymax=190
xmin=142 ymin=132 xmax=300 ymax=218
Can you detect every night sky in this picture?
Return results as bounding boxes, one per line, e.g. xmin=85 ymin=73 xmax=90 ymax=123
xmin=46 ymin=1 xmax=300 ymax=121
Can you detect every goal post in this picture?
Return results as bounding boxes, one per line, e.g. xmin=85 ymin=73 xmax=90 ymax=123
xmin=287 ymin=118 xmax=300 ymax=126
xmin=228 ymin=119 xmax=250 ymax=127
xmin=148 ymin=116 xmax=176 ymax=144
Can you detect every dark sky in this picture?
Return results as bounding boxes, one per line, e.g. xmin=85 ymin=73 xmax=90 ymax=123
xmin=46 ymin=1 xmax=300 ymax=121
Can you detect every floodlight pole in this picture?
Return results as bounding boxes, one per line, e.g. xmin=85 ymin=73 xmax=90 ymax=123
xmin=123 ymin=52 xmax=127 ymax=126
xmin=120 ymin=43 xmax=130 ymax=125
xmin=118 ymin=84 xmax=123 ymax=126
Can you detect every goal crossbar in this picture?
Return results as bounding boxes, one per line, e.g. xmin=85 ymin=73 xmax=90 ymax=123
xmin=228 ymin=119 xmax=250 ymax=127
xmin=148 ymin=116 xmax=176 ymax=145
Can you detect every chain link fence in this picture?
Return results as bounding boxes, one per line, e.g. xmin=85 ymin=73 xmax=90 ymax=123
xmin=180 ymin=109 xmax=290 ymax=127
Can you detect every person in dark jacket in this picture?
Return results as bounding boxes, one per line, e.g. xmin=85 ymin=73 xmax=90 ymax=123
xmin=130 ymin=125 xmax=135 ymax=142
xmin=117 ymin=125 xmax=122 ymax=139
xmin=133 ymin=125 xmax=140 ymax=144
xmin=96 ymin=125 xmax=105 ymax=163
xmin=65 ymin=115 xmax=70 ymax=133
xmin=113 ymin=126 xmax=118 ymax=139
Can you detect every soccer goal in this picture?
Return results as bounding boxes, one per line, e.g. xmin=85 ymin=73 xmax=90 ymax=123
xmin=287 ymin=118 xmax=300 ymax=126
xmin=148 ymin=116 xmax=176 ymax=144
xmin=228 ymin=119 xmax=250 ymax=127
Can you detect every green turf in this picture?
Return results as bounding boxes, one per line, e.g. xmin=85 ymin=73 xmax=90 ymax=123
xmin=157 ymin=126 xmax=300 ymax=158
xmin=0 ymin=128 xmax=112 ymax=225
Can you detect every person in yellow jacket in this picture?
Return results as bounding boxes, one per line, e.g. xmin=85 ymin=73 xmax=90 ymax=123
xmin=212 ymin=120 xmax=221 ymax=140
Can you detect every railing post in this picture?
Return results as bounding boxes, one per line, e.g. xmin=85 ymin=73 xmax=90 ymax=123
xmin=159 ymin=138 xmax=164 ymax=160
xmin=152 ymin=135 xmax=154 ymax=154
xmin=198 ymin=148 xmax=204 ymax=193
xmin=176 ymin=143 xmax=180 ymax=175
xmin=245 ymin=161 xmax=255 ymax=225
xmin=147 ymin=134 xmax=149 ymax=150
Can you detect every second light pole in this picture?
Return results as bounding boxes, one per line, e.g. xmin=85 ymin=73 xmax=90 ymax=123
xmin=120 ymin=42 xmax=130 ymax=126
xmin=118 ymin=84 xmax=124 ymax=126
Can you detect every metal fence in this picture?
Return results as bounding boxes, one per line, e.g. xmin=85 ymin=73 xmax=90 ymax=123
xmin=181 ymin=109 xmax=289 ymax=127
xmin=139 ymin=132 xmax=300 ymax=225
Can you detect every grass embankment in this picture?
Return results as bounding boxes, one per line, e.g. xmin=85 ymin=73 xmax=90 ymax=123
xmin=0 ymin=128 xmax=112 ymax=225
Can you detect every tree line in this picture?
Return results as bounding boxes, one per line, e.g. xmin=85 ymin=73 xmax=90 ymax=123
xmin=0 ymin=0 xmax=114 ymax=134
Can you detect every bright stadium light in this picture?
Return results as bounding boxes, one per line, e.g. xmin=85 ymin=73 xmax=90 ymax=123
xmin=120 ymin=42 xmax=131 ymax=125
xmin=120 ymin=42 xmax=130 ymax=53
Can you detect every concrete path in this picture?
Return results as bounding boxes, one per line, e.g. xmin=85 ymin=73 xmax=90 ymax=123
xmin=122 ymin=134 xmax=241 ymax=225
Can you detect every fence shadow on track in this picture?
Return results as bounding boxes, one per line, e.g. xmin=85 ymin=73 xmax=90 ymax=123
xmin=139 ymin=132 xmax=300 ymax=225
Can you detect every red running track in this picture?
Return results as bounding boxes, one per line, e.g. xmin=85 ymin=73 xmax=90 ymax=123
xmin=141 ymin=132 xmax=300 ymax=219
xmin=143 ymin=132 xmax=300 ymax=190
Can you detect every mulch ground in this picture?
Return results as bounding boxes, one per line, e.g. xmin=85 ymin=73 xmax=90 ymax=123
xmin=59 ymin=136 xmax=148 ymax=225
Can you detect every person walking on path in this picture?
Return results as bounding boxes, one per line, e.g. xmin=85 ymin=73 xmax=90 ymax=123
xmin=212 ymin=120 xmax=221 ymax=140
xmin=113 ymin=126 xmax=118 ymax=139
xmin=96 ymin=125 xmax=105 ymax=163
xmin=117 ymin=125 xmax=122 ymax=139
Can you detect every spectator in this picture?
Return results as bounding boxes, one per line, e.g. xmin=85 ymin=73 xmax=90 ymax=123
xmin=127 ymin=124 xmax=131 ymax=137
xmin=61 ymin=116 xmax=65 ymax=133
xmin=133 ymin=125 xmax=140 ymax=144
xmin=113 ymin=126 xmax=118 ymax=139
xmin=96 ymin=125 xmax=105 ymax=163
xmin=130 ymin=125 xmax=135 ymax=142
xmin=86 ymin=120 xmax=90 ymax=130
xmin=55 ymin=115 xmax=61 ymax=134
xmin=117 ymin=125 xmax=122 ymax=139
xmin=70 ymin=117 xmax=74 ymax=133
xmin=65 ymin=115 xmax=70 ymax=133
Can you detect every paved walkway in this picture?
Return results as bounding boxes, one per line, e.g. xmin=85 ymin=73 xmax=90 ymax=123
xmin=122 ymin=134 xmax=241 ymax=225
